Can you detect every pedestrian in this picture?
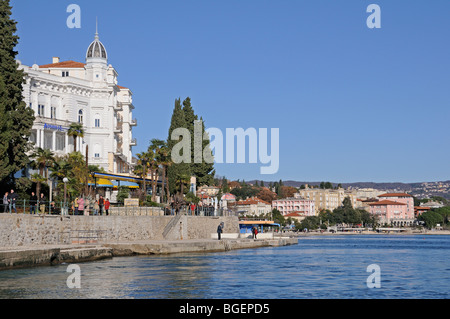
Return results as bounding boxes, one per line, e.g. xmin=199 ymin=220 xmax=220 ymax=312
xmin=217 ymin=222 xmax=223 ymax=240
xmin=30 ymin=192 xmax=37 ymax=215
xmin=74 ymin=196 xmax=79 ymax=215
xmin=98 ymin=196 xmax=104 ymax=216
xmin=78 ymin=197 xmax=84 ymax=216
xmin=105 ymin=198 xmax=110 ymax=216
xmin=9 ymin=189 xmax=18 ymax=214
xmin=39 ymin=193 xmax=46 ymax=214
xmin=2 ymin=192 xmax=8 ymax=213
xmin=94 ymin=200 xmax=99 ymax=216
xmin=84 ymin=198 xmax=90 ymax=216
xmin=252 ymin=226 xmax=258 ymax=239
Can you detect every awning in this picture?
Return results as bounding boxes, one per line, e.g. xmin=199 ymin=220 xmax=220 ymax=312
xmin=92 ymin=172 xmax=161 ymax=184
xmin=88 ymin=178 xmax=114 ymax=188
xmin=112 ymin=181 xmax=139 ymax=189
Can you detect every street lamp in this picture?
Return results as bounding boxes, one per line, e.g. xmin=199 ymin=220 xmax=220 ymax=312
xmin=63 ymin=177 xmax=69 ymax=215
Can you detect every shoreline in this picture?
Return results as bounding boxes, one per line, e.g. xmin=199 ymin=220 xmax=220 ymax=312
xmin=0 ymin=237 xmax=298 ymax=271
xmin=283 ymin=230 xmax=450 ymax=237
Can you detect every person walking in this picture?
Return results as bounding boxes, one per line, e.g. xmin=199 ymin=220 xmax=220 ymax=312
xmin=217 ymin=222 xmax=223 ymax=240
xmin=30 ymin=192 xmax=37 ymax=215
xmin=252 ymin=226 xmax=258 ymax=240
xmin=78 ymin=197 xmax=84 ymax=216
xmin=9 ymin=189 xmax=18 ymax=214
xmin=84 ymin=198 xmax=90 ymax=216
xmin=105 ymin=198 xmax=110 ymax=216
xmin=73 ymin=196 xmax=79 ymax=215
xmin=94 ymin=200 xmax=99 ymax=216
xmin=98 ymin=196 xmax=104 ymax=216
xmin=39 ymin=193 xmax=46 ymax=215
xmin=2 ymin=192 xmax=8 ymax=213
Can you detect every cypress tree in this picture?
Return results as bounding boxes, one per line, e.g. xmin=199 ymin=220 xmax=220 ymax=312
xmin=0 ymin=0 xmax=35 ymax=184
xmin=181 ymin=97 xmax=215 ymax=187
xmin=167 ymin=98 xmax=190 ymax=194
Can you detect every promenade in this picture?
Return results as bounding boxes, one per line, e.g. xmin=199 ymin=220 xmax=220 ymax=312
xmin=0 ymin=237 xmax=298 ymax=271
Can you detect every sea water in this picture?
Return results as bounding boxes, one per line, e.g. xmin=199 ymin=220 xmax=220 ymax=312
xmin=0 ymin=235 xmax=449 ymax=299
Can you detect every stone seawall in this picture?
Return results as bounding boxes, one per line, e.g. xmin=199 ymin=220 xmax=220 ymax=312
xmin=0 ymin=214 xmax=239 ymax=247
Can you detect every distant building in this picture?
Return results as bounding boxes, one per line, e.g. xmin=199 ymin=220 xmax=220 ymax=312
xmin=420 ymin=201 xmax=444 ymax=209
xmin=414 ymin=206 xmax=431 ymax=218
xmin=272 ymin=197 xmax=315 ymax=217
xmin=369 ymin=193 xmax=415 ymax=226
xmin=296 ymin=187 xmax=357 ymax=213
xmin=197 ymin=185 xmax=220 ymax=197
xmin=235 ymin=197 xmax=272 ymax=216
xmin=356 ymin=188 xmax=385 ymax=200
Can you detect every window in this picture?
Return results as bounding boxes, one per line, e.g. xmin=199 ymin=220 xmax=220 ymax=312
xmin=51 ymin=106 xmax=56 ymax=119
xmin=78 ymin=110 xmax=83 ymax=123
xmin=38 ymin=104 xmax=45 ymax=117
xmin=62 ymin=71 xmax=69 ymax=77
xmin=95 ymin=153 xmax=100 ymax=158
xmin=95 ymin=118 xmax=100 ymax=128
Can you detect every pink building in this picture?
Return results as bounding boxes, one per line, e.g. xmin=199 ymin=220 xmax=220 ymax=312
xmin=369 ymin=193 xmax=415 ymax=226
xmin=272 ymin=197 xmax=315 ymax=217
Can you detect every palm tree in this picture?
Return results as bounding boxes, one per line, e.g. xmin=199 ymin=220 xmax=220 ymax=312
xmin=68 ymin=123 xmax=84 ymax=153
xmin=158 ymin=141 xmax=172 ymax=204
xmin=177 ymin=173 xmax=191 ymax=196
xmin=30 ymin=147 xmax=55 ymax=198
xmin=149 ymin=139 xmax=167 ymax=202
xmin=134 ymin=151 xmax=153 ymax=202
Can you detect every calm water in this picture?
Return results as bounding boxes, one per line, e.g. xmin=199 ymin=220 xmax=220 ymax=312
xmin=0 ymin=235 xmax=449 ymax=299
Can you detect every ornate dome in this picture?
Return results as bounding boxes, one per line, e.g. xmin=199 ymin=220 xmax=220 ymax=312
xmin=86 ymin=31 xmax=107 ymax=60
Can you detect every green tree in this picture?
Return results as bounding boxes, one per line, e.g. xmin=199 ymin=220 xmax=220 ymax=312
xmin=167 ymin=98 xmax=190 ymax=195
xmin=67 ymin=123 xmax=84 ymax=153
xmin=134 ymin=151 xmax=152 ymax=202
xmin=0 ymin=0 xmax=35 ymax=185
xmin=419 ymin=211 xmax=444 ymax=229
xmin=182 ymin=97 xmax=215 ymax=186
xmin=116 ymin=186 xmax=130 ymax=205
xmin=30 ymin=147 xmax=55 ymax=198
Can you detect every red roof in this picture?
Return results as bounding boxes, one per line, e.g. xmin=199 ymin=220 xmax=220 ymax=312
xmin=117 ymin=85 xmax=129 ymax=90
xmin=285 ymin=212 xmax=307 ymax=217
xmin=236 ymin=198 xmax=270 ymax=206
xmin=369 ymin=200 xmax=407 ymax=206
xmin=378 ymin=193 xmax=412 ymax=198
xmin=39 ymin=60 xmax=85 ymax=69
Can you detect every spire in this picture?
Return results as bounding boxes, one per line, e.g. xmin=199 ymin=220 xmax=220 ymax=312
xmin=95 ymin=17 xmax=99 ymax=40
xmin=86 ymin=18 xmax=107 ymax=61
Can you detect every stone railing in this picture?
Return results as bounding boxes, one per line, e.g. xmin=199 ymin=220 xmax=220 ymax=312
xmin=109 ymin=206 xmax=165 ymax=216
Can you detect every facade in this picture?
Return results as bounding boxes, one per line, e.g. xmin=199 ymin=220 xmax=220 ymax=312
xmin=197 ymin=186 xmax=220 ymax=197
xmin=235 ymin=198 xmax=272 ymax=216
xmin=369 ymin=193 xmax=415 ymax=226
xmin=19 ymin=30 xmax=136 ymax=174
xmin=296 ymin=187 xmax=357 ymax=213
xmin=272 ymin=197 xmax=315 ymax=217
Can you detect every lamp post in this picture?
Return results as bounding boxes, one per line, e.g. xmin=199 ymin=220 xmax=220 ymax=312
xmin=63 ymin=177 xmax=69 ymax=215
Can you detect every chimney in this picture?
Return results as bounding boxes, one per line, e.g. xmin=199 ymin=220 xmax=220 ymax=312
xmin=52 ymin=57 xmax=60 ymax=64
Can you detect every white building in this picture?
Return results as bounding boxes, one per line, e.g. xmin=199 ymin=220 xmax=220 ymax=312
xmin=18 ymin=29 xmax=137 ymax=174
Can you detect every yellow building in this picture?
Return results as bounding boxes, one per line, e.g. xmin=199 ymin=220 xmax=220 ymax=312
xmin=295 ymin=187 xmax=358 ymax=214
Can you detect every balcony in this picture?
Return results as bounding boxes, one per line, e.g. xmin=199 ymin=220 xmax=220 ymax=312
xmin=130 ymin=138 xmax=137 ymax=146
xmin=114 ymin=122 xmax=123 ymax=134
xmin=130 ymin=118 xmax=137 ymax=126
xmin=114 ymin=102 xmax=123 ymax=111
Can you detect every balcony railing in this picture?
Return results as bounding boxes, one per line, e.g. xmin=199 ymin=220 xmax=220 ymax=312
xmin=130 ymin=118 xmax=137 ymax=126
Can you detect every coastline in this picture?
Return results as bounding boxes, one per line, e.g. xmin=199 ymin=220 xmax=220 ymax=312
xmin=0 ymin=237 xmax=298 ymax=271
xmin=287 ymin=230 xmax=450 ymax=237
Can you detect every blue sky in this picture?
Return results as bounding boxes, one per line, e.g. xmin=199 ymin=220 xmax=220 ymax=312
xmin=11 ymin=0 xmax=450 ymax=183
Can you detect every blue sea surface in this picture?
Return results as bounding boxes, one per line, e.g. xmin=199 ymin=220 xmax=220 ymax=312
xmin=0 ymin=235 xmax=449 ymax=299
